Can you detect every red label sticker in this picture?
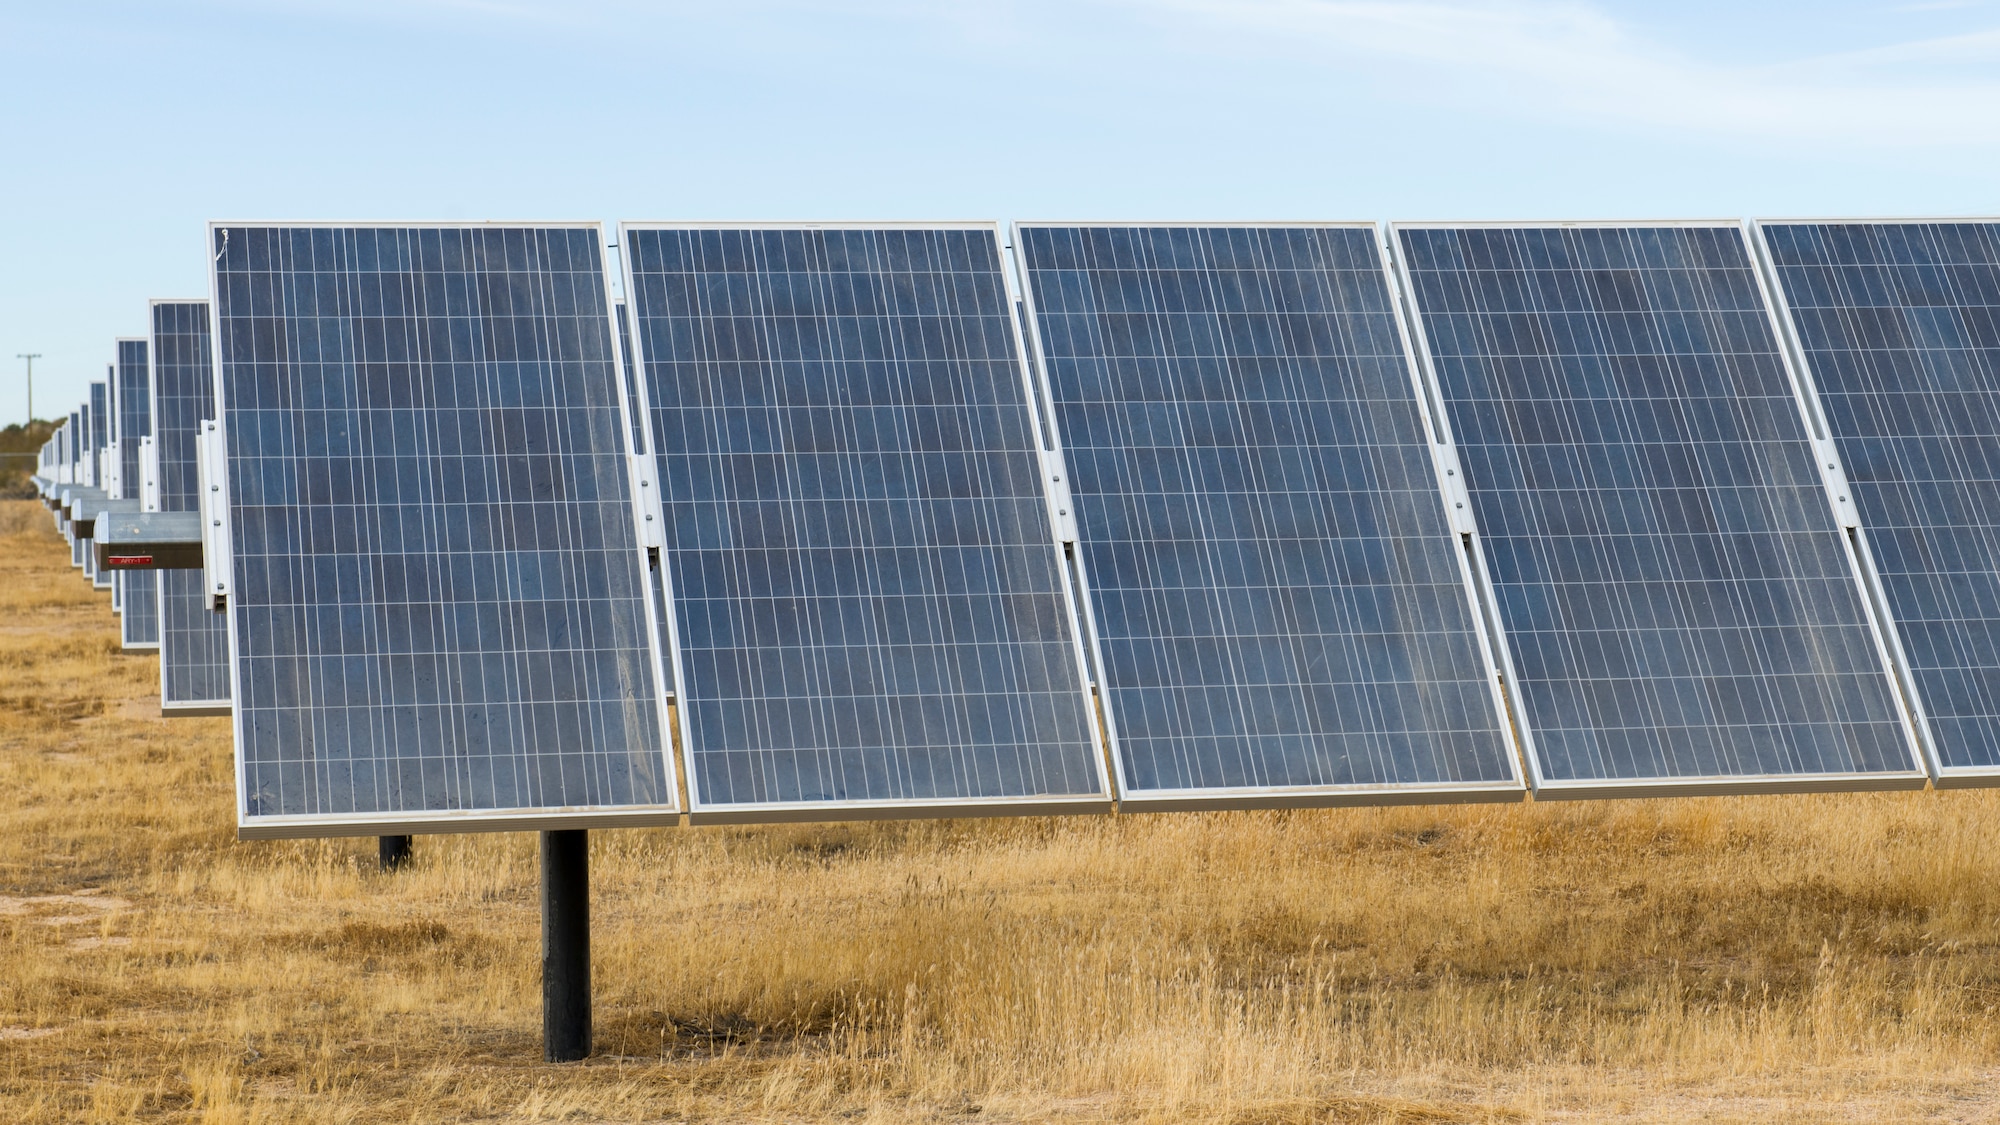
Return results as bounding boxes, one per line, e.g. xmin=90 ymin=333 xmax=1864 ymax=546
xmin=106 ymin=555 xmax=154 ymax=568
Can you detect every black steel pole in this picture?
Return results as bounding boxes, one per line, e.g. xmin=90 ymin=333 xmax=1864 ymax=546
xmin=378 ymin=835 xmax=413 ymax=871
xmin=541 ymin=829 xmax=591 ymax=1062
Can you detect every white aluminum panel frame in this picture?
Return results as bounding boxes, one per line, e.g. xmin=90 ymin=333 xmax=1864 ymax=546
xmin=1749 ymin=215 xmax=2000 ymax=787
xmin=1390 ymin=218 xmax=1929 ymax=798
xmin=1009 ymin=220 xmax=1526 ymax=811
xmin=207 ymin=220 xmax=684 ymax=838
xmin=619 ymin=219 xmax=1115 ymax=825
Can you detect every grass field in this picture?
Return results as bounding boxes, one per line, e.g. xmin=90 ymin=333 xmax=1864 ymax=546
xmin=5 ymin=495 xmax=2000 ymax=1123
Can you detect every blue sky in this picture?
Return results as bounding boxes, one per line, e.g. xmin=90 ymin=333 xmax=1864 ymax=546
xmin=4 ymin=0 xmax=1999 ymax=422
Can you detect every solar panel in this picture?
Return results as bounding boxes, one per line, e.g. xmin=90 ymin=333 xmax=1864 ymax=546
xmin=210 ymin=222 xmax=678 ymax=836
xmin=68 ymin=408 xmax=83 ymax=511
xmin=1754 ymin=219 xmax=2000 ymax=782
xmin=1014 ymin=223 xmax=1519 ymax=808
xmin=114 ymin=338 xmax=159 ymax=650
xmin=1393 ymin=221 xmax=1923 ymax=794
xmin=89 ymin=382 xmax=108 ymax=483
xmin=620 ymin=222 xmax=1109 ymax=821
xmin=114 ymin=340 xmax=150 ymax=501
xmin=87 ymin=384 xmax=111 ymax=588
xmin=151 ymin=300 xmax=233 ymax=715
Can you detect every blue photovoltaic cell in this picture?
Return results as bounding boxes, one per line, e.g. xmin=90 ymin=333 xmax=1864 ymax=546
xmin=151 ymin=300 xmax=232 ymax=711
xmin=1017 ymin=224 xmax=1514 ymax=797
xmin=623 ymin=223 xmax=1104 ymax=811
xmin=615 ymin=298 xmax=645 ymax=452
xmin=212 ymin=223 xmax=672 ymax=825
xmin=1761 ymin=221 xmax=2000 ymax=772
xmin=1396 ymin=224 xmax=1914 ymax=785
xmin=114 ymin=339 xmax=158 ymax=648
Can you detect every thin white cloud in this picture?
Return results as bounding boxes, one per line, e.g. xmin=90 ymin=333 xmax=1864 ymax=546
xmin=176 ymin=0 xmax=2000 ymax=147
xmin=1121 ymin=0 xmax=2000 ymax=145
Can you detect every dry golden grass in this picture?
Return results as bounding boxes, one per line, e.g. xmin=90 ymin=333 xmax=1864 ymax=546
xmin=4 ymin=495 xmax=2000 ymax=1122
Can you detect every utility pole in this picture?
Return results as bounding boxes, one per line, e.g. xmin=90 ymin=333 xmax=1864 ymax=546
xmin=15 ymin=354 xmax=39 ymax=425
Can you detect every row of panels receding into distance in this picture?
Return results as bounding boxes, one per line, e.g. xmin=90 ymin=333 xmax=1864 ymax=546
xmin=32 ymin=218 xmax=2000 ymax=838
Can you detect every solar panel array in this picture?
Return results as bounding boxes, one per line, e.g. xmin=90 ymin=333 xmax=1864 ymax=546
xmin=1016 ymin=223 xmax=1515 ymax=806
xmin=1394 ymin=222 xmax=1920 ymax=793
xmin=621 ymin=223 xmax=1107 ymax=820
xmin=152 ymin=300 xmax=233 ymax=714
xmin=210 ymin=223 xmax=676 ymax=834
xmin=41 ymin=213 xmax=2000 ymax=839
xmin=1758 ymin=220 xmax=2000 ymax=780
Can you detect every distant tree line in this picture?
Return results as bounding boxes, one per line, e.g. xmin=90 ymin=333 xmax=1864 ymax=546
xmin=0 ymin=420 xmax=58 ymax=500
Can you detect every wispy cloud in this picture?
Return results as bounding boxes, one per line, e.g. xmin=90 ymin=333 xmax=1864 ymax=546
xmin=1119 ymin=0 xmax=2000 ymax=145
xmin=1891 ymin=0 xmax=1984 ymax=12
xmin=177 ymin=0 xmax=2000 ymax=148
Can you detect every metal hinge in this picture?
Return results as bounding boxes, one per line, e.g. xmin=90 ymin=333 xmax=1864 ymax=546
xmin=1434 ymin=445 xmax=1478 ymax=534
xmin=1042 ymin=451 xmax=1078 ymax=544
xmin=631 ymin=452 xmax=666 ymax=566
xmin=1814 ymin=438 xmax=1859 ymax=529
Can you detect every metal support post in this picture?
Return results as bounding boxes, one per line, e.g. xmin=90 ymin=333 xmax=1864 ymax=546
xmin=541 ymin=829 xmax=591 ymax=1062
xmin=378 ymin=835 xmax=413 ymax=871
